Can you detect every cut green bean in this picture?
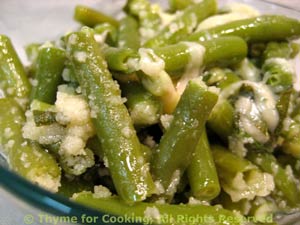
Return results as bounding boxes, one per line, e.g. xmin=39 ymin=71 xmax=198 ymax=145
xmin=0 ymin=35 xmax=31 ymax=108
xmin=73 ymin=193 xmax=243 ymax=225
xmin=151 ymin=79 xmax=218 ymax=194
xmin=262 ymin=42 xmax=295 ymax=93
xmin=247 ymin=151 xmax=300 ymax=206
xmin=0 ymin=98 xmax=61 ymax=192
xmin=262 ymin=59 xmax=294 ymax=94
xmin=74 ymin=5 xmax=119 ymax=27
xmin=187 ymin=15 xmax=300 ymax=43
xmin=30 ymin=46 xmax=65 ymax=104
xmin=144 ymin=0 xmax=217 ymax=47
xmin=187 ymin=130 xmax=220 ymax=200
xmin=102 ymin=46 xmax=138 ymax=73
xmin=65 ymin=28 xmax=155 ymax=203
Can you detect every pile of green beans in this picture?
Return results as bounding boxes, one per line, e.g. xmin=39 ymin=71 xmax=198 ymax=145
xmin=1 ymin=0 xmax=300 ymax=224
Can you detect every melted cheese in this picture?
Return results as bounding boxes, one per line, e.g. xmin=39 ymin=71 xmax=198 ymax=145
xmin=138 ymin=48 xmax=179 ymax=113
xmin=196 ymin=12 xmax=254 ymax=32
xmin=176 ymin=42 xmax=206 ymax=95
xmin=235 ymin=97 xmax=269 ymax=143
xmin=221 ymin=81 xmax=279 ymax=132
xmin=235 ymin=58 xmax=260 ymax=82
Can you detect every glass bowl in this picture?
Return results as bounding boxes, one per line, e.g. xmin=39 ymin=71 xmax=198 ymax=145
xmin=0 ymin=0 xmax=300 ymax=224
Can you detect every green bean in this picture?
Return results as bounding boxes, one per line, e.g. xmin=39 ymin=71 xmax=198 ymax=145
xmin=0 ymin=98 xmax=61 ymax=192
xmin=30 ymin=46 xmax=65 ymax=104
xmin=144 ymin=0 xmax=217 ymax=48
xmin=202 ymin=36 xmax=248 ymax=69
xmin=65 ymin=28 xmax=155 ymax=203
xmin=151 ymin=79 xmax=218 ymax=194
xmin=247 ymin=151 xmax=300 ymax=206
xmin=154 ymin=36 xmax=247 ymax=73
xmin=73 ymin=193 xmax=243 ymax=225
xmin=0 ymin=35 xmax=31 ymax=108
xmin=187 ymin=130 xmax=220 ymax=200
xmin=207 ymin=100 xmax=235 ymax=142
xmin=187 ymin=15 xmax=300 ymax=43
xmin=104 ymin=36 xmax=247 ymax=76
xmin=74 ymin=5 xmax=119 ymax=27
xmin=140 ymin=144 xmax=153 ymax=163
xmin=120 ymin=81 xmax=162 ymax=127
xmin=212 ymin=145 xmax=274 ymax=203
xmin=117 ymin=16 xmax=140 ymax=50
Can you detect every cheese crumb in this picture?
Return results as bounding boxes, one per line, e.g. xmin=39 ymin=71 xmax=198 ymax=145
xmin=160 ymin=114 xmax=174 ymax=130
xmin=144 ymin=207 xmax=161 ymax=222
xmin=93 ymin=185 xmax=112 ymax=198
